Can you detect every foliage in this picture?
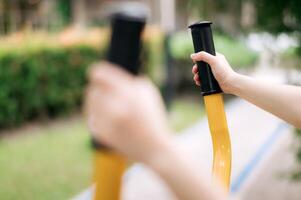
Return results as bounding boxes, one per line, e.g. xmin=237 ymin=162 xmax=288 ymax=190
xmin=169 ymin=98 xmax=204 ymax=132
xmin=0 ymin=29 xmax=159 ymax=129
xmin=57 ymin=0 xmax=72 ymax=26
xmin=292 ymin=129 xmax=301 ymax=180
xmin=253 ymin=0 xmax=301 ymax=33
xmin=188 ymin=0 xmax=241 ymax=19
xmin=0 ymin=28 xmax=258 ymax=129
xmin=170 ymin=31 xmax=258 ymax=69
xmin=279 ymin=46 xmax=301 ymax=69
xmin=253 ymin=0 xmax=301 ymax=63
xmin=0 ymin=45 xmax=101 ymax=128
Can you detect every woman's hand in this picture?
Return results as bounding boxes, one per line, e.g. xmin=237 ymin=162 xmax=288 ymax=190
xmin=191 ymin=52 xmax=301 ymax=128
xmin=85 ymin=62 xmax=173 ymax=164
xmin=191 ymin=52 xmax=238 ymax=94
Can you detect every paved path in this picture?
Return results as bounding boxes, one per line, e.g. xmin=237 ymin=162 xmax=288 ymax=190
xmin=237 ymin=130 xmax=301 ymax=200
xmin=74 ymin=50 xmax=300 ymax=200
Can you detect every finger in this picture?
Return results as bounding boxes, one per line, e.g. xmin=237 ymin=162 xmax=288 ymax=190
xmin=191 ymin=51 xmax=216 ymax=65
xmin=193 ymin=74 xmax=201 ymax=86
xmin=89 ymin=62 xmax=134 ymax=91
xmin=86 ymin=87 xmax=115 ymax=132
xmin=85 ymin=86 xmax=106 ymax=116
xmin=192 ymin=64 xmax=198 ymax=74
xmin=88 ymin=113 xmax=112 ymax=148
xmin=86 ymin=84 xmax=119 ymax=113
xmin=193 ymin=74 xmax=199 ymax=82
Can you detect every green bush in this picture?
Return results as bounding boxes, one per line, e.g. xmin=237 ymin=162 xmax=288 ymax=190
xmin=170 ymin=32 xmax=259 ymax=69
xmin=0 ymin=33 xmax=156 ymax=129
xmin=0 ymin=45 xmax=101 ymax=128
xmin=280 ymin=46 xmax=301 ymax=69
xmin=292 ymin=128 xmax=301 ymax=180
xmin=0 ymin=30 xmax=257 ymax=128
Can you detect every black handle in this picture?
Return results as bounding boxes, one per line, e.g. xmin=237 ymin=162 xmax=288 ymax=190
xmin=107 ymin=13 xmax=146 ymax=75
xmin=92 ymin=12 xmax=146 ymax=150
xmin=189 ymin=21 xmax=222 ymax=96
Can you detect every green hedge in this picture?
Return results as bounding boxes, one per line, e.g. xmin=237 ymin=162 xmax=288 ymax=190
xmin=0 ymin=45 xmax=101 ymax=128
xmin=293 ymin=128 xmax=301 ymax=180
xmin=280 ymin=46 xmax=301 ymax=69
xmin=0 ymin=31 xmax=258 ymax=128
xmin=170 ymin=32 xmax=259 ymax=69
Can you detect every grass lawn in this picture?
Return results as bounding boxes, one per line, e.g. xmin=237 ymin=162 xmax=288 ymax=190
xmin=0 ymin=119 xmax=92 ymax=200
xmin=0 ymin=98 xmax=203 ymax=200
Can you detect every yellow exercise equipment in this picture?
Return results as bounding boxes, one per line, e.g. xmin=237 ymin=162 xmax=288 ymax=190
xmin=189 ymin=21 xmax=232 ymax=190
xmin=204 ymin=94 xmax=231 ymax=189
xmin=93 ymin=151 xmax=127 ymax=200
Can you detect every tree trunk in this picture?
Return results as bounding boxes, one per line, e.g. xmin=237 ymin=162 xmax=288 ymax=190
xmin=72 ymin=0 xmax=86 ymax=29
xmin=175 ymin=0 xmax=189 ymax=30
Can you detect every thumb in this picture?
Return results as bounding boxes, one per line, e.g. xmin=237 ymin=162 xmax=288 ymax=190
xmin=191 ymin=51 xmax=216 ymax=66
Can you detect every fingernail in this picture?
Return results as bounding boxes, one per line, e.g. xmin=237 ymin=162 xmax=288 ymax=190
xmin=190 ymin=53 xmax=196 ymax=59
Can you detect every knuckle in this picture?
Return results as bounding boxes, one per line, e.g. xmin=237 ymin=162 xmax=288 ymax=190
xmin=192 ymin=52 xmax=204 ymax=60
xmin=198 ymin=51 xmax=206 ymax=57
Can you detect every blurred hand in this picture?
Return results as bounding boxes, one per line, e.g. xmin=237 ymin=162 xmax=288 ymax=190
xmin=191 ymin=52 xmax=238 ymax=94
xmin=85 ymin=62 xmax=172 ymax=163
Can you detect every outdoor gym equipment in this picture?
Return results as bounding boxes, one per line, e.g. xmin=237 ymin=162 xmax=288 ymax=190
xmin=189 ymin=21 xmax=232 ymax=189
xmin=92 ymin=13 xmax=146 ymax=200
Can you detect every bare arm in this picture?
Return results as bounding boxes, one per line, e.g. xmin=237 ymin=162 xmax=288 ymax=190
xmin=231 ymin=74 xmax=301 ymax=128
xmin=191 ymin=52 xmax=301 ymax=128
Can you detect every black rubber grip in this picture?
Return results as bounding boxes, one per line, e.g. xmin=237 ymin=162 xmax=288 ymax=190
xmin=107 ymin=13 xmax=146 ymax=75
xmin=189 ymin=21 xmax=222 ymax=96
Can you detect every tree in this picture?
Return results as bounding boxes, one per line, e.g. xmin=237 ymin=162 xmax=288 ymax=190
xmin=253 ymin=0 xmax=301 ymax=33
xmin=252 ymin=0 xmax=301 ymax=55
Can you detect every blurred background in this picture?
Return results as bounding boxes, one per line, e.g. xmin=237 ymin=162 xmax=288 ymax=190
xmin=0 ymin=0 xmax=300 ymax=199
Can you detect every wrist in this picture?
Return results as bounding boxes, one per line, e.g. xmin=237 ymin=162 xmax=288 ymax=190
xmin=145 ymin=138 xmax=179 ymax=175
xmin=225 ymin=73 xmax=244 ymax=95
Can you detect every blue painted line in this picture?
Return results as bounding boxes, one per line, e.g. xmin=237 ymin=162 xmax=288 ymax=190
xmin=230 ymin=122 xmax=289 ymax=193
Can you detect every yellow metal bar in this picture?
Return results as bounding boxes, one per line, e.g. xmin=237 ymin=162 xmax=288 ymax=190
xmin=93 ymin=151 xmax=127 ymax=200
xmin=204 ymin=94 xmax=232 ymax=189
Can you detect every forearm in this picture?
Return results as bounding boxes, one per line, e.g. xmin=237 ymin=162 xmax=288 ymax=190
xmin=231 ymin=74 xmax=301 ymax=128
xmin=146 ymin=141 xmax=228 ymax=200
